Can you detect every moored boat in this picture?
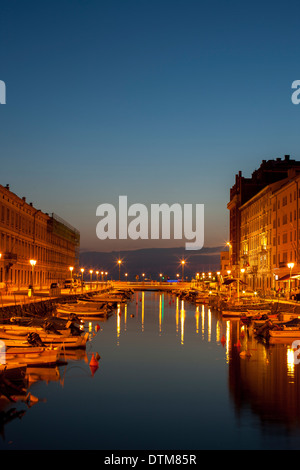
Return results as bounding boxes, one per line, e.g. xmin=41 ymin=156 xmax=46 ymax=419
xmin=0 ymin=330 xmax=89 ymax=349
xmin=222 ymin=310 xmax=248 ymax=317
xmin=4 ymin=346 xmax=62 ymax=366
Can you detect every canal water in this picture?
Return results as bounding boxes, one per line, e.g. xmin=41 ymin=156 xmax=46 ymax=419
xmin=1 ymin=291 xmax=300 ymax=450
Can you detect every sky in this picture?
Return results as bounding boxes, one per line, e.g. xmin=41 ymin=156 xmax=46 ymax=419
xmin=1 ymin=0 xmax=300 ymax=253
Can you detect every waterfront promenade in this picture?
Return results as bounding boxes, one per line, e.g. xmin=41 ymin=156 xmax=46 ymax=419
xmin=0 ymin=281 xmax=191 ymax=307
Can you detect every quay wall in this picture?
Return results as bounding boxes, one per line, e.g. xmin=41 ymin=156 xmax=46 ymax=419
xmin=0 ymin=288 xmax=113 ymax=320
xmin=209 ymin=295 xmax=300 ymax=315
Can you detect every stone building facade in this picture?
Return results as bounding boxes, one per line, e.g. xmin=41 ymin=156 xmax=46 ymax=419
xmin=0 ymin=184 xmax=80 ymax=290
xmin=228 ymin=156 xmax=300 ymax=294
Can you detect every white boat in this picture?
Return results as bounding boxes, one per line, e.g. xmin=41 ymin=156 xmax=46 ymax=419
xmin=269 ymin=328 xmax=300 ymax=339
xmin=56 ymin=304 xmax=110 ymax=318
xmin=4 ymin=346 xmax=61 ymax=366
xmin=0 ymin=325 xmax=74 ymax=337
xmin=222 ymin=310 xmax=248 ymax=317
xmin=0 ymin=331 xmax=89 ymax=349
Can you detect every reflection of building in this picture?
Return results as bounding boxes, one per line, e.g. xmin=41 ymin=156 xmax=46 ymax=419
xmin=0 ymin=184 xmax=80 ymax=288
xmin=228 ymin=156 xmax=300 ymax=293
xmin=229 ymin=324 xmax=300 ymax=433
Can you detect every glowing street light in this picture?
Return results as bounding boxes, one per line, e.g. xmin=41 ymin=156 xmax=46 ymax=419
xmin=226 ymin=242 xmax=232 ymax=269
xmin=117 ymin=259 xmax=122 ymax=281
xmin=288 ymin=262 xmax=295 ymax=297
xmin=181 ymin=259 xmax=186 ymax=281
xmin=80 ymin=268 xmax=85 ymax=289
xmin=29 ymin=259 xmax=37 ymax=288
xmin=69 ymin=266 xmax=74 ymax=278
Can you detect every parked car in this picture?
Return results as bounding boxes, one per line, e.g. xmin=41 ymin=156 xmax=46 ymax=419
xmin=64 ymin=278 xmax=79 ymax=288
xmin=50 ymin=282 xmax=60 ymax=289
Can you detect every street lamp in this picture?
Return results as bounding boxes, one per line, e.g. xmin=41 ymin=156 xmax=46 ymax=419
xmin=287 ymin=262 xmax=295 ymax=298
xmin=69 ymin=266 xmax=74 ymax=278
xmin=89 ymin=269 xmax=93 ymax=288
xmin=240 ymin=268 xmax=245 ymax=289
xmin=226 ymin=241 xmax=232 ymax=268
xmin=181 ymin=260 xmax=186 ymax=281
xmin=80 ymin=268 xmax=84 ymax=290
xmin=117 ymin=259 xmax=122 ymax=281
xmin=29 ymin=259 xmax=37 ymax=288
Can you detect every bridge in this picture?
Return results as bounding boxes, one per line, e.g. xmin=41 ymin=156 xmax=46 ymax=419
xmin=111 ymin=281 xmax=192 ymax=292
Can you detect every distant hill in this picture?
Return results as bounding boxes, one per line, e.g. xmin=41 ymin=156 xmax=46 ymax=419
xmin=79 ymin=246 xmax=223 ymax=281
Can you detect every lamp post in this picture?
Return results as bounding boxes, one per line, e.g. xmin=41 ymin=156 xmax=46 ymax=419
xmin=80 ymin=268 xmax=84 ymax=291
xmin=29 ymin=259 xmax=37 ymax=289
xmin=69 ymin=266 xmax=74 ymax=279
xmin=240 ymin=268 xmax=245 ymax=300
xmin=117 ymin=259 xmax=122 ymax=281
xmin=227 ymin=269 xmax=232 ymax=298
xmin=288 ymin=262 xmax=295 ymax=299
xmin=89 ymin=269 xmax=93 ymax=289
xmin=181 ymin=260 xmax=185 ymax=281
xmin=226 ymin=242 xmax=232 ymax=271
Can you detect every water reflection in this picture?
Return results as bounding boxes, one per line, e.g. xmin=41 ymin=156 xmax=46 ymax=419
xmin=180 ymin=300 xmax=185 ymax=345
xmin=3 ymin=291 xmax=300 ymax=449
xmin=195 ymin=306 xmax=199 ymax=334
xmin=141 ymin=292 xmax=144 ymax=332
xmin=176 ymin=297 xmax=179 ymax=334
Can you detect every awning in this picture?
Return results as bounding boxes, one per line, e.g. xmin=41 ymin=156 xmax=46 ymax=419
xmin=223 ymin=278 xmax=247 ymax=285
xmin=277 ymin=273 xmax=300 ymax=281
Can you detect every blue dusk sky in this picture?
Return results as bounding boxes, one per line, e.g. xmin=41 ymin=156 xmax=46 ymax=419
xmin=1 ymin=0 xmax=300 ymax=252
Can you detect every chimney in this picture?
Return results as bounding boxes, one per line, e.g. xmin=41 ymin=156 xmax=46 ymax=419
xmin=284 ymin=154 xmax=290 ymax=161
xmin=5 ymin=184 xmax=9 ymax=190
